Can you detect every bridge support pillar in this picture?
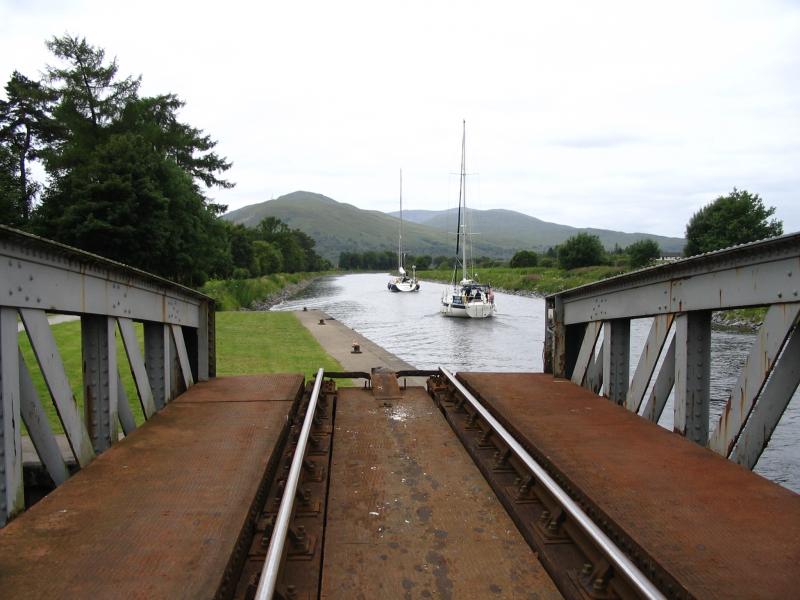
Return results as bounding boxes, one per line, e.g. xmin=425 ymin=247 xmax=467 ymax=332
xmin=81 ymin=316 xmax=119 ymax=453
xmin=0 ymin=308 xmax=24 ymax=526
xmin=603 ymin=319 xmax=630 ymax=405
xmin=145 ymin=323 xmax=170 ymax=410
xmin=674 ymin=311 xmax=711 ymax=444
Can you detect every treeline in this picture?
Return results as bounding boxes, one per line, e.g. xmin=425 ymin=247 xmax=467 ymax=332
xmin=0 ymin=35 xmax=328 ymax=285
xmin=228 ymin=217 xmax=330 ymax=278
xmin=339 ymin=251 xmax=506 ymax=270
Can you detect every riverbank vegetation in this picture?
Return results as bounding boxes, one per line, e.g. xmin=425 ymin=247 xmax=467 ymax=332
xmin=201 ymin=271 xmax=330 ymax=311
xmin=20 ymin=312 xmax=340 ymax=432
xmin=0 ymin=35 xmax=329 ymax=286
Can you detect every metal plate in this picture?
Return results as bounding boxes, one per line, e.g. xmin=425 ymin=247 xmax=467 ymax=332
xmin=321 ymin=386 xmax=561 ymax=599
xmin=458 ymin=372 xmax=800 ymax=599
xmin=0 ymin=375 xmax=300 ymax=598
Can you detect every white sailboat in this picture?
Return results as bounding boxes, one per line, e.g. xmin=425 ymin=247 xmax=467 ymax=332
xmin=388 ymin=169 xmax=420 ymax=293
xmin=440 ymin=121 xmax=496 ymax=318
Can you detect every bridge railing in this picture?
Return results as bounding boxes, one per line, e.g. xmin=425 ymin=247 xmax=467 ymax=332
xmin=0 ymin=225 xmax=215 ymax=525
xmin=544 ymin=232 xmax=800 ymax=471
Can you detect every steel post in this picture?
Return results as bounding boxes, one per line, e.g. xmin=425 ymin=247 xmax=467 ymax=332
xmin=674 ymin=311 xmax=711 ymax=444
xmin=603 ymin=319 xmax=630 ymax=405
xmin=0 ymin=308 xmax=24 ymax=525
xmin=81 ymin=316 xmax=119 ymax=453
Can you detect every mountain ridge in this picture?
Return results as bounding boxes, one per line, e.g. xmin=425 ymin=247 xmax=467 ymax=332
xmin=223 ymin=191 xmax=685 ymax=263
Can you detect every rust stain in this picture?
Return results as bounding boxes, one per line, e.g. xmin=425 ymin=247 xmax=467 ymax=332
xmin=458 ymin=372 xmax=800 ymax=600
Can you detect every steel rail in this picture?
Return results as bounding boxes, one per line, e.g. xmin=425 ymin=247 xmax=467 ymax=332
xmin=255 ymin=368 xmax=325 ymax=600
xmin=439 ymin=366 xmax=666 ymax=600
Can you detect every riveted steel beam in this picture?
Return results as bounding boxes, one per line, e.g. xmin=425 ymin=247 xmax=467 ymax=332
xmin=674 ymin=311 xmax=711 ymax=444
xmin=729 ymin=323 xmax=800 ymax=469
xmin=626 ymin=314 xmax=674 ymax=413
xmin=709 ymin=303 xmax=800 ymax=457
xmin=20 ymin=308 xmax=95 ymax=467
xmin=82 ymin=316 xmax=119 ymax=453
xmin=570 ymin=321 xmax=602 ymax=387
xmin=550 ymin=233 xmax=800 ymax=325
xmin=0 ymin=308 xmax=24 ymax=525
xmin=603 ymin=319 xmax=630 ymax=405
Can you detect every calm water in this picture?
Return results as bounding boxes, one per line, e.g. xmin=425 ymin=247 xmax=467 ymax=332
xmin=273 ymin=273 xmax=799 ymax=492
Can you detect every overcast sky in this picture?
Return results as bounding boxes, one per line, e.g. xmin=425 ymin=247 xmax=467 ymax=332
xmin=2 ymin=0 xmax=798 ymax=238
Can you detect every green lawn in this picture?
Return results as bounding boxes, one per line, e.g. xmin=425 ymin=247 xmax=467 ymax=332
xmin=19 ymin=311 xmax=340 ymax=433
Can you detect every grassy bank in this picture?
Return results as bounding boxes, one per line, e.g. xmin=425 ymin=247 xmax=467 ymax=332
xmin=418 ymin=265 xmax=626 ymax=295
xmin=201 ymin=271 xmax=332 ymax=311
xmin=20 ymin=312 xmax=341 ymax=433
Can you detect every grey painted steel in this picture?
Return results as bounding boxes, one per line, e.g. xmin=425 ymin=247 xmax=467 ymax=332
xmin=20 ymin=308 xmax=95 ymax=467
xmin=551 ymin=296 xmax=566 ymax=377
xmin=640 ymin=337 xmax=676 ymax=423
xmin=626 ymin=314 xmax=674 ymax=412
xmin=708 ymin=303 xmax=800 ymax=457
xmin=116 ymin=374 xmax=137 ymax=436
xmin=0 ymin=225 xmax=208 ymax=327
xmin=118 ymin=317 xmax=156 ymax=419
xmin=550 ymin=233 xmax=800 ymax=325
xmin=197 ymin=303 xmax=209 ymax=381
xmin=18 ymin=351 xmax=69 ymax=485
xmin=439 ymin=366 xmax=666 ymax=600
xmin=730 ymin=323 xmax=800 ymax=469
xmin=81 ymin=316 xmax=119 ymax=453
xmin=585 ymin=338 xmax=604 ymax=394
xmin=256 ymin=368 xmax=325 ymax=600
xmin=603 ymin=319 xmax=630 ymax=404
xmin=171 ymin=324 xmax=194 ymax=389
xmin=571 ymin=321 xmax=601 ymax=386
xmin=0 ymin=308 xmax=23 ymax=524
xmin=144 ymin=323 xmax=169 ymax=410
xmin=674 ymin=312 xmax=711 ymax=444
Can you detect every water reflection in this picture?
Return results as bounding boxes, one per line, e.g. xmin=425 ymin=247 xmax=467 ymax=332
xmin=273 ymin=273 xmax=798 ymax=492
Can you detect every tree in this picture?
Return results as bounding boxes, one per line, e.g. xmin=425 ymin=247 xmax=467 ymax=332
xmin=684 ymin=188 xmax=783 ymax=256
xmin=0 ymin=71 xmax=57 ymax=223
xmin=557 ymin=233 xmax=605 ymax=270
xmin=510 ymin=250 xmax=538 ymax=268
xmin=627 ymin=239 xmax=661 ymax=269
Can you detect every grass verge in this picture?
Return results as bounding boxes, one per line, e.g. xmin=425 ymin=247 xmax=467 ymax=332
xmin=201 ymin=272 xmax=331 ymax=310
xmin=418 ymin=265 xmax=626 ymax=295
xmin=20 ymin=311 xmax=341 ymax=434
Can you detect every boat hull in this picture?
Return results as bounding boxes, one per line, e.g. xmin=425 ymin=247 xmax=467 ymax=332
xmin=388 ymin=280 xmax=420 ymax=292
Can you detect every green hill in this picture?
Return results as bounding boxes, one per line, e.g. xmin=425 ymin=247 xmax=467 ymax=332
xmin=224 ymin=191 xmax=685 ymax=263
xmin=391 ymin=208 xmax=685 ymax=253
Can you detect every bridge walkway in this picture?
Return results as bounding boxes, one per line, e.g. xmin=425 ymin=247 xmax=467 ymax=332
xmin=454 ymin=372 xmax=800 ymax=599
xmin=0 ymin=375 xmax=305 ymax=599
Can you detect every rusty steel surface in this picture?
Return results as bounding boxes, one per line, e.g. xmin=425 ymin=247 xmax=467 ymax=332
xmin=321 ymin=386 xmax=561 ymax=600
xmin=173 ymin=373 xmax=304 ymax=403
xmin=458 ymin=372 xmax=800 ymax=599
xmin=0 ymin=375 xmax=302 ymax=599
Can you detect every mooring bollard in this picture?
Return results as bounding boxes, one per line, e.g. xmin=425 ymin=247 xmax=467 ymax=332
xmin=319 ymin=319 xmax=325 ymax=325
xmin=351 ymin=341 xmax=361 ymax=354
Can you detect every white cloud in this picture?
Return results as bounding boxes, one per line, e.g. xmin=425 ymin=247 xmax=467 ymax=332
xmin=2 ymin=0 xmax=798 ymax=238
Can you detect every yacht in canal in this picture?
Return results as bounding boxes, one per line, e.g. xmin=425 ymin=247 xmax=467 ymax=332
xmin=388 ymin=169 xmax=420 ymax=293
xmin=440 ymin=121 xmax=496 ymax=319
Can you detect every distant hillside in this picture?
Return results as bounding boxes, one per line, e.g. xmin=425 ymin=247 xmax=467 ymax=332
xmin=390 ymin=207 xmax=685 ymax=253
xmin=224 ymin=191 xmax=685 ymax=264
xmin=223 ymin=192 xmax=508 ymax=262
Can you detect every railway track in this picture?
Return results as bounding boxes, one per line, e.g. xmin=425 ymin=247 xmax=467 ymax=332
xmin=234 ymin=369 xmax=675 ymax=600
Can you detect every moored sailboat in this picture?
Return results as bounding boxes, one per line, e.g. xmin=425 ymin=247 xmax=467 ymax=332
xmin=440 ymin=121 xmax=495 ymax=318
xmin=388 ymin=169 xmax=420 ymax=292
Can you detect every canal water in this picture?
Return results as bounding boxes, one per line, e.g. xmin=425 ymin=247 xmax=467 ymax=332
xmin=273 ymin=273 xmax=799 ymax=493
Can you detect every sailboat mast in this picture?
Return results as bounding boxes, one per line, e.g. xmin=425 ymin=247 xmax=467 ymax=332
xmin=399 ymin=169 xmax=403 ymax=272
xmin=460 ymin=120 xmax=467 ymax=282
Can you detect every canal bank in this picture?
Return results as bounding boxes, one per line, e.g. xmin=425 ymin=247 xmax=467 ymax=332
xmin=293 ymin=309 xmax=424 ymax=379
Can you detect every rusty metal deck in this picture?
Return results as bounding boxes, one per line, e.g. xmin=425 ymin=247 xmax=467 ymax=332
xmin=321 ymin=386 xmax=561 ymax=599
xmin=0 ymin=374 xmax=303 ymax=599
xmin=458 ymin=372 xmax=800 ymax=599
